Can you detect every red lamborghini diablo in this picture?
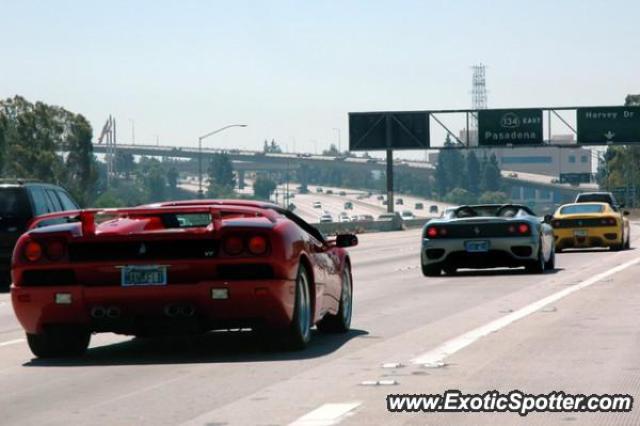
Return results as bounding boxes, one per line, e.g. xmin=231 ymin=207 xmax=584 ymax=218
xmin=10 ymin=200 xmax=357 ymax=358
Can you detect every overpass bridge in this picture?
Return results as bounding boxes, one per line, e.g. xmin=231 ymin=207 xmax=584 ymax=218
xmin=92 ymin=143 xmax=591 ymax=211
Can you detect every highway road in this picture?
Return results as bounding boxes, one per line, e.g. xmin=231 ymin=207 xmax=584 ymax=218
xmin=178 ymin=177 xmax=451 ymax=223
xmin=1 ymin=224 xmax=639 ymax=425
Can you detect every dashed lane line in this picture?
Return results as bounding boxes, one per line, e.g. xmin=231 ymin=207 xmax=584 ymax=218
xmin=412 ymin=256 xmax=640 ymax=366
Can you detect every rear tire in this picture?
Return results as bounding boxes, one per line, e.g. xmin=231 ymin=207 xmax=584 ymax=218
xmin=26 ymin=327 xmax=90 ymax=358
xmin=544 ymin=247 xmax=555 ymax=270
xmin=317 ymin=264 xmax=352 ymax=333
xmin=525 ymin=244 xmax=545 ymax=274
xmin=624 ymin=232 xmax=631 ymax=249
xmin=611 ymin=243 xmax=623 ymax=251
xmin=421 ymin=263 xmax=441 ymax=277
xmin=282 ymin=264 xmax=312 ymax=350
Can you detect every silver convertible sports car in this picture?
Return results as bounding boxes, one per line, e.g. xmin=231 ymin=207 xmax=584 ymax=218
xmin=421 ymin=204 xmax=555 ymax=276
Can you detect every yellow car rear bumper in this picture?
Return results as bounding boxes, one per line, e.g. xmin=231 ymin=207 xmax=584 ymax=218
xmin=554 ymin=226 xmax=622 ymax=249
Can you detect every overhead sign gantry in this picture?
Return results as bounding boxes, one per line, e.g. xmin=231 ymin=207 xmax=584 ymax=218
xmin=349 ymin=105 xmax=640 ymax=212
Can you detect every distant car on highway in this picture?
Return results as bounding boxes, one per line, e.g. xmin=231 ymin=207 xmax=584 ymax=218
xmin=339 ymin=191 xmax=346 ymax=196
xmin=357 ymin=214 xmax=374 ymax=221
xmin=316 ymin=187 xmax=323 ymax=193
xmin=395 ymin=198 xmax=404 ymax=205
xmin=415 ymin=202 xmax=424 ymax=210
xmin=313 ymin=201 xmax=322 ymax=209
xmin=338 ymin=212 xmax=351 ymax=222
xmin=11 ymin=200 xmax=358 ymax=357
xmin=429 ymin=205 xmax=439 ymax=214
xmin=400 ymin=210 xmax=415 ymax=220
xmin=0 ymin=180 xmax=79 ymax=289
xmin=575 ymin=192 xmax=622 ymax=211
xmin=377 ymin=195 xmax=384 ymax=201
xmin=421 ymin=204 xmax=555 ymax=277
xmin=319 ymin=213 xmax=333 ymax=223
xmin=377 ymin=213 xmax=398 ymax=221
xmin=552 ymin=202 xmax=630 ymax=252
xmin=344 ymin=201 xmax=353 ymax=210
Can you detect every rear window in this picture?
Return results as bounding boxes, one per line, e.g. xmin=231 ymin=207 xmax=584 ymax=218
xmin=560 ymin=204 xmax=604 ymax=215
xmin=161 ymin=213 xmax=211 ymax=228
xmin=577 ymin=194 xmax=612 ymax=204
xmin=0 ymin=188 xmax=30 ymax=217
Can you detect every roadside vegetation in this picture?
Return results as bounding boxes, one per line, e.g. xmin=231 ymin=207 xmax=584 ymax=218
xmin=597 ymin=94 xmax=640 ymax=208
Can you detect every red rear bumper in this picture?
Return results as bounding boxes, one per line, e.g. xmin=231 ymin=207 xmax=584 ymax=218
xmin=11 ymin=279 xmax=296 ymax=334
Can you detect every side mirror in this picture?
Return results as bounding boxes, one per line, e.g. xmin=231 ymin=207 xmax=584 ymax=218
xmin=542 ymin=214 xmax=553 ymax=224
xmin=623 ymin=210 xmax=630 ymax=216
xmin=335 ymin=234 xmax=358 ymax=248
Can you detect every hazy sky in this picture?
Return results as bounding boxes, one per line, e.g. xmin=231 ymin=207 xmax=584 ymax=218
xmin=1 ymin=0 xmax=638 ymax=157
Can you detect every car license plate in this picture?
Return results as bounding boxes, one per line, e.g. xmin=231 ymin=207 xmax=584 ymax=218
xmin=465 ymin=240 xmax=490 ymax=253
xmin=121 ymin=265 xmax=167 ymax=286
xmin=574 ymin=229 xmax=588 ymax=237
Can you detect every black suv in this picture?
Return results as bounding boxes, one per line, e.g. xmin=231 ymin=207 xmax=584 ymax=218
xmin=0 ymin=181 xmax=79 ymax=288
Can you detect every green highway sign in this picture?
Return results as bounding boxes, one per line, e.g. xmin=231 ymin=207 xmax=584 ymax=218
xmin=349 ymin=112 xmax=429 ymax=151
xmin=478 ymin=109 xmax=543 ymax=146
xmin=577 ymin=106 xmax=640 ymax=144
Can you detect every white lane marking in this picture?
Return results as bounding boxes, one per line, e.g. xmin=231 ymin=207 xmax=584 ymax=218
xmin=289 ymin=402 xmax=361 ymax=426
xmin=0 ymin=338 xmax=25 ymax=347
xmin=412 ymin=257 xmax=640 ymax=366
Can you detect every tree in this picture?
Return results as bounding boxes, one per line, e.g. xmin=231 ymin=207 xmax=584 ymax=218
xmin=480 ymin=153 xmax=502 ymax=192
xmin=263 ymin=139 xmax=282 ymax=153
xmin=0 ymin=96 xmax=97 ymax=206
xmin=94 ymin=190 xmax=124 ymax=208
xmin=143 ymin=164 xmax=167 ymax=202
xmin=478 ymin=191 xmax=509 ymax=204
xmin=434 ymin=151 xmax=449 ymax=197
xmin=464 ymin=151 xmax=481 ymax=194
xmin=253 ymin=175 xmax=276 ymax=200
xmin=115 ymin=151 xmax=135 ymax=178
xmin=434 ymin=135 xmax=465 ymax=197
xmin=167 ymin=167 xmax=178 ymax=197
xmin=207 ymin=153 xmax=236 ymax=191
xmin=444 ymin=187 xmax=473 ymax=205
xmin=322 ymin=144 xmax=340 ymax=156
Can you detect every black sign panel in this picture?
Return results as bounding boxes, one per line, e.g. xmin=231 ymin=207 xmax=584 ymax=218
xmin=349 ymin=112 xmax=429 ymax=151
xmin=577 ymin=106 xmax=640 ymax=144
xmin=478 ymin=109 xmax=543 ymax=146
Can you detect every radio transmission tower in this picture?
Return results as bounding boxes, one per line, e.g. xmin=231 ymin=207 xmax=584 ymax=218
xmin=471 ymin=64 xmax=488 ymax=111
xmin=469 ymin=64 xmax=487 ymax=146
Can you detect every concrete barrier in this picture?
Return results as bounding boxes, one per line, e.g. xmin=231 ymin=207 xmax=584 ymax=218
xmin=313 ymin=217 xmax=431 ymax=235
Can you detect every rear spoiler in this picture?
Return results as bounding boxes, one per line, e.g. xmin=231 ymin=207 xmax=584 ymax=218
xmin=27 ymin=205 xmax=275 ymax=235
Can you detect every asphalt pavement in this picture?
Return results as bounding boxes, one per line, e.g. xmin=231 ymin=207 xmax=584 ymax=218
xmin=1 ymin=225 xmax=639 ymax=425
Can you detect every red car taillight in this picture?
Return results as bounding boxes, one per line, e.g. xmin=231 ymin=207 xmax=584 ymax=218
xmin=425 ymin=226 xmax=447 ymax=238
xmin=222 ymin=235 xmax=270 ymax=256
xmin=223 ymin=236 xmax=244 ymax=256
xmin=45 ymin=240 xmax=66 ymax=260
xmin=601 ymin=217 xmax=616 ymax=226
xmin=518 ymin=224 xmax=530 ymax=235
xmin=24 ymin=241 xmax=43 ymax=262
xmin=248 ymin=235 xmax=268 ymax=255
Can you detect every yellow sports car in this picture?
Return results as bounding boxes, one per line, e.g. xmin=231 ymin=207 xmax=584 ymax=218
xmin=552 ymin=202 xmax=631 ymax=252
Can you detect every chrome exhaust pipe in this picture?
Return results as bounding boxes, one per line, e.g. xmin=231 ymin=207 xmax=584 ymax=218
xmin=164 ymin=304 xmax=179 ymax=318
xmin=106 ymin=306 xmax=121 ymax=319
xmin=180 ymin=304 xmax=195 ymax=317
xmin=91 ymin=306 xmax=106 ymax=319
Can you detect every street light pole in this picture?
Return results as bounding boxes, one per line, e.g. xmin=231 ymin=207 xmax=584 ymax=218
xmin=197 ymin=124 xmax=248 ymax=198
